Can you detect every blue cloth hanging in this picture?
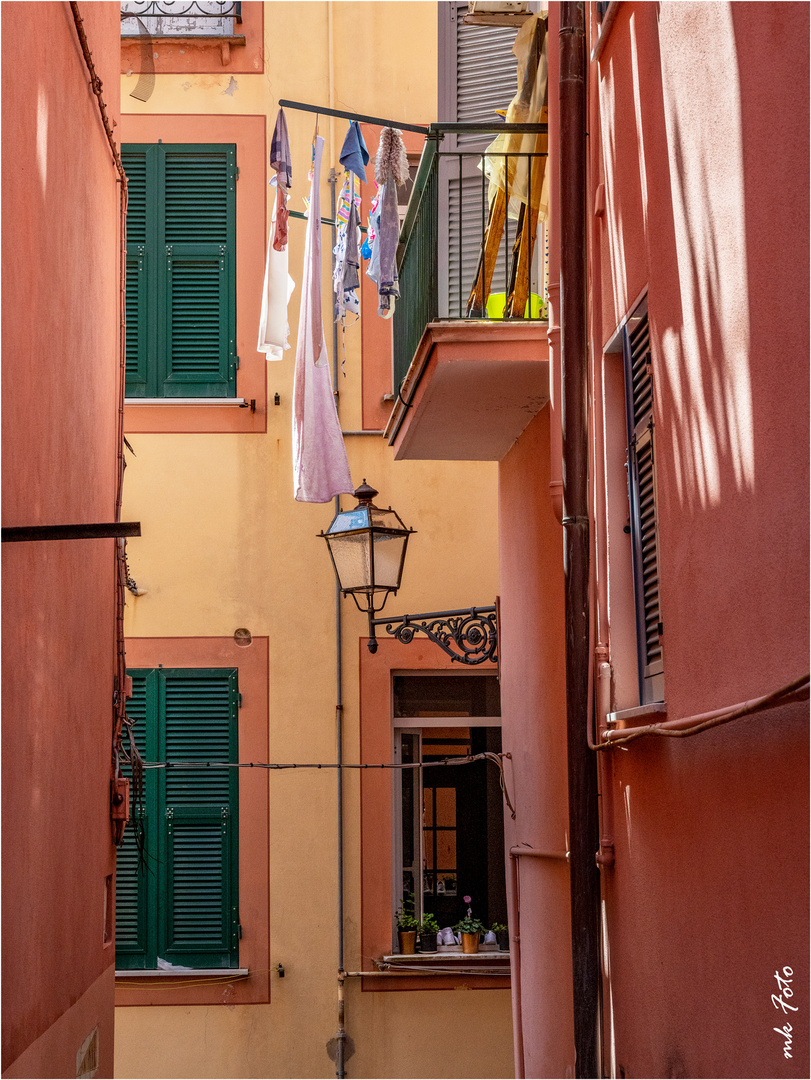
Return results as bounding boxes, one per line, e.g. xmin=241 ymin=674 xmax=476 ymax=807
xmin=339 ymin=121 xmax=369 ymax=184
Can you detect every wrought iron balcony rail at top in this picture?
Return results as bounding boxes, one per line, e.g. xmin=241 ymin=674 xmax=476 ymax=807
xmin=393 ymin=121 xmax=549 ymax=394
xmin=120 ymin=1 xmax=241 ymax=35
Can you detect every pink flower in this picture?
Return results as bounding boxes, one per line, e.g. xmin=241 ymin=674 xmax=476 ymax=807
xmin=463 ymin=895 xmax=471 ymax=904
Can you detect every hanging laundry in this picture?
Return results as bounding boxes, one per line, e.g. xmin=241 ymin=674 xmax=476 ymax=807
xmin=270 ymin=108 xmax=292 ymax=251
xmin=292 ymin=135 xmax=354 ymax=503
xmin=342 ymin=194 xmax=361 ymax=297
xmin=339 ymin=120 xmax=369 ymax=184
xmin=270 ymin=107 xmax=293 ymax=188
xmin=365 ymin=187 xmax=383 ymax=288
xmin=257 ymin=176 xmax=295 ymax=360
xmin=372 ymin=128 xmax=409 ymax=319
xmin=333 ymin=172 xmax=362 ymax=321
xmin=361 ymin=187 xmax=380 ymax=262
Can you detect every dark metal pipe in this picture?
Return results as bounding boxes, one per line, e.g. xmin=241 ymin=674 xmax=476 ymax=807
xmin=2 ymin=522 xmax=141 ymax=543
xmin=560 ymin=3 xmax=601 ymax=1077
xmin=279 ymin=98 xmax=430 ymax=136
xmin=429 ymin=122 xmax=547 ymax=134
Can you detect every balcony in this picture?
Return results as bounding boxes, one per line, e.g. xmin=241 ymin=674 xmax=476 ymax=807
xmin=120 ymin=1 xmax=241 ymax=39
xmin=386 ymin=123 xmax=550 ymax=462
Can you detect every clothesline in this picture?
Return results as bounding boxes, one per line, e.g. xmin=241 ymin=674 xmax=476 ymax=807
xmin=278 ymin=97 xmax=429 ymax=136
xmin=257 ymin=106 xmax=413 ymax=504
xmin=288 ymin=208 xmax=367 ymax=234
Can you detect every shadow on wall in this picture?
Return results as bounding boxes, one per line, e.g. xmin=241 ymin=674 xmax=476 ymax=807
xmin=654 ymin=2 xmax=754 ymax=517
xmin=599 ymin=2 xmax=810 ymax=693
xmin=601 ymin=4 xmax=809 ymax=519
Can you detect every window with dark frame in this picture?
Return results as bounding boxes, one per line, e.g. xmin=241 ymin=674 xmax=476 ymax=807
xmin=393 ymin=675 xmax=507 ymax=943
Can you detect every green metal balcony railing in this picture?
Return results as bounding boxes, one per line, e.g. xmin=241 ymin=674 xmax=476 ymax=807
xmin=393 ymin=122 xmax=548 ymax=394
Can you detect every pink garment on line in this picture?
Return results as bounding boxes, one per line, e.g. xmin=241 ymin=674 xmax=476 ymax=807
xmin=292 ymin=136 xmax=354 ymax=503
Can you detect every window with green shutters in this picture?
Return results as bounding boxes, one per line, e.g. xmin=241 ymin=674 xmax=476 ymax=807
xmin=622 ymin=299 xmax=665 ymax=705
xmin=115 ymin=668 xmax=240 ymax=970
xmin=123 ymin=144 xmax=237 ymax=398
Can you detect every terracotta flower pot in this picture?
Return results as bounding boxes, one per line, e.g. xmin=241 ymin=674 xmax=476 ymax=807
xmin=397 ymin=930 xmax=417 ymax=955
xmin=461 ymin=931 xmax=480 ymax=954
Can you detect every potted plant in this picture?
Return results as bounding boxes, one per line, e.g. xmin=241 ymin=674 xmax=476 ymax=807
xmin=419 ymin=912 xmax=440 ymax=953
xmin=455 ymin=895 xmax=485 ymax=953
xmin=492 ymin=921 xmax=510 ymax=951
xmin=395 ymin=893 xmax=418 ymax=954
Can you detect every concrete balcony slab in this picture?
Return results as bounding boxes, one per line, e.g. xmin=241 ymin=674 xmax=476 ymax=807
xmin=385 ymin=321 xmax=549 ymax=461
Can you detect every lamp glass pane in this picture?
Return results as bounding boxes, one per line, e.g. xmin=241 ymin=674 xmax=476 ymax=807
xmin=372 ymin=533 xmax=407 ymax=590
xmin=327 ymin=531 xmax=372 ymax=591
xmin=328 ymin=507 xmax=371 ymax=534
xmin=369 ymin=507 xmax=407 ymax=531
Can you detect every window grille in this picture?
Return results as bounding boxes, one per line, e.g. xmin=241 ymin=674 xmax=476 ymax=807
xmin=121 ymin=2 xmax=240 ymax=39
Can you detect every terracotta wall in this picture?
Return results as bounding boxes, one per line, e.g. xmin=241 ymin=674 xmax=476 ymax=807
xmin=1 ymin=2 xmax=122 ymax=1076
xmin=498 ymin=406 xmax=573 ymax=1078
xmin=589 ymin=4 xmax=809 ymax=1077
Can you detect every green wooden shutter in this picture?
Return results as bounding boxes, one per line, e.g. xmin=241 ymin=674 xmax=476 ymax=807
xmin=115 ymin=670 xmax=152 ymax=969
xmin=123 ymin=144 xmax=237 ymax=399
xmin=115 ymin=667 xmax=239 ymax=970
xmin=159 ymin=669 xmax=239 ymax=968
xmin=624 ymin=302 xmax=665 ymax=704
xmin=123 ymin=150 xmax=150 ymax=396
xmin=161 ymin=148 xmax=236 ymax=397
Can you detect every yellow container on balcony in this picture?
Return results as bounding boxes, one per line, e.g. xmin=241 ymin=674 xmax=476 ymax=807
xmin=485 ymin=292 xmax=546 ymax=319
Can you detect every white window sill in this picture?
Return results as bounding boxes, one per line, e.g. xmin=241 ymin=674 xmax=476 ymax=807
xmin=115 ymin=968 xmax=248 ymax=978
xmin=121 ymin=35 xmax=246 ymax=45
xmin=124 ymin=398 xmax=251 ymax=407
xmin=382 ymin=951 xmax=509 ymax=964
xmin=606 ymin=702 xmax=667 ymax=729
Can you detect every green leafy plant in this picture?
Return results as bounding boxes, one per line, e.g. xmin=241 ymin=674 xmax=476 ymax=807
xmin=491 ymin=922 xmax=508 ymax=933
xmin=420 ymin=912 xmax=440 ymax=933
xmin=395 ymin=893 xmax=419 ymax=931
xmin=455 ymin=913 xmax=485 ymax=935
xmin=455 ymin=894 xmax=484 ymax=935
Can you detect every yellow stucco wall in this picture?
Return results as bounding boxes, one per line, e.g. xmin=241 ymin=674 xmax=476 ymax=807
xmin=116 ymin=4 xmax=512 ymax=1077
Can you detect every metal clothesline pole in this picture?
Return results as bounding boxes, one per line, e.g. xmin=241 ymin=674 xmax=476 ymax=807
xmin=278 ymin=98 xmax=430 ymax=136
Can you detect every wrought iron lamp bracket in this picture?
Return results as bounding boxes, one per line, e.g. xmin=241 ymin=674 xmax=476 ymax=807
xmin=369 ymin=606 xmax=497 ymax=665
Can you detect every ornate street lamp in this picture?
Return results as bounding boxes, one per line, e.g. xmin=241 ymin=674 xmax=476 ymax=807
xmin=319 ymin=481 xmax=414 ymax=653
xmin=320 ymin=481 xmax=498 ymax=664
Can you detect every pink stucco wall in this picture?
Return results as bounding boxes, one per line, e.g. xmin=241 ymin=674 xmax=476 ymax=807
xmin=2 ymin=3 xmax=122 ymax=1075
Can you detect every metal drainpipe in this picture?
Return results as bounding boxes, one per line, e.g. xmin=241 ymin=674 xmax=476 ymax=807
xmin=329 ymin=168 xmax=349 ymax=1080
xmin=560 ymin=4 xmax=601 ymax=1078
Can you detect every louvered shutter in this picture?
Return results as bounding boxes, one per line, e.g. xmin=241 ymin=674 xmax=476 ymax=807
xmin=123 ymin=144 xmax=236 ymax=398
xmin=123 ymin=150 xmax=150 ymax=395
xmin=623 ymin=302 xmax=665 ymax=704
xmin=115 ymin=670 xmax=154 ymax=969
xmin=159 ymin=669 xmax=239 ymax=969
xmin=115 ymin=668 xmax=239 ymax=970
xmin=437 ymin=2 xmax=519 ymax=316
